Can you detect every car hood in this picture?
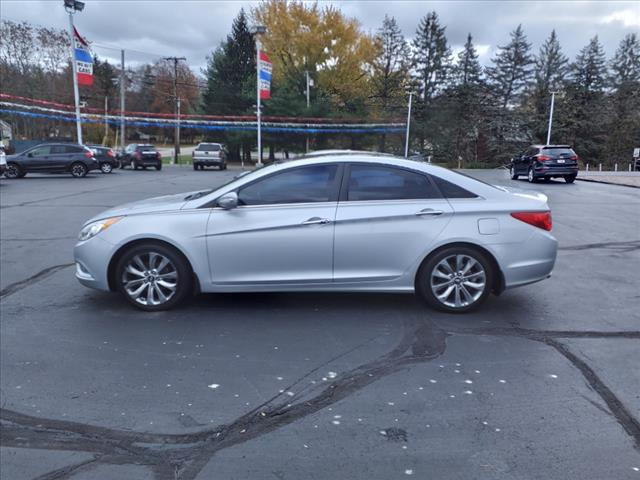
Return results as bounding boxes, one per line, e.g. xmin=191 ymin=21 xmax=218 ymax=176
xmin=85 ymin=191 xmax=199 ymax=224
xmin=493 ymin=185 xmax=549 ymax=205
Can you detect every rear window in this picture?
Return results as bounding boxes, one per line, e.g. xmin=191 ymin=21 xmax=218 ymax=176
xmin=137 ymin=145 xmax=156 ymax=152
xmin=541 ymin=147 xmax=575 ymax=157
xmin=197 ymin=144 xmax=221 ymax=152
xmin=430 ymin=175 xmax=478 ymax=199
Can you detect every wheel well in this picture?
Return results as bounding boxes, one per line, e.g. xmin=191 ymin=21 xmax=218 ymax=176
xmin=107 ymin=238 xmax=199 ymax=292
xmin=416 ymin=242 xmax=505 ymax=295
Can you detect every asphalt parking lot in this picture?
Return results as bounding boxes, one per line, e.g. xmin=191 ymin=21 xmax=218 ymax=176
xmin=1 ymin=166 xmax=639 ymax=479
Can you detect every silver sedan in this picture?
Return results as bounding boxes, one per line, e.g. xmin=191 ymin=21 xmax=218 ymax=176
xmin=74 ymin=152 xmax=558 ymax=313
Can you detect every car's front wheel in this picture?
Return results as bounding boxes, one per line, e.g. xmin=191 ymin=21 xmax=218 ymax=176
xmin=100 ymin=162 xmax=113 ymax=174
xmin=70 ymin=162 xmax=88 ymax=178
xmin=509 ymin=164 xmax=518 ymax=180
xmin=155 ymin=164 xmax=162 ymax=171
xmin=416 ymin=246 xmax=494 ymax=313
xmin=115 ymin=243 xmax=192 ymax=311
xmin=5 ymin=163 xmax=23 ymax=179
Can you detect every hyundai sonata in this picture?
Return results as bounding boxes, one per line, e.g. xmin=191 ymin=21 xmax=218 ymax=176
xmin=74 ymin=152 xmax=557 ymax=313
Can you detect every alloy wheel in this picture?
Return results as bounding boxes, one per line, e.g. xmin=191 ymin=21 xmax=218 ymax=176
xmin=101 ymin=162 xmax=113 ymax=173
xmin=71 ymin=163 xmax=87 ymax=177
xmin=430 ymin=254 xmax=486 ymax=309
xmin=121 ymin=252 xmax=178 ymax=307
xmin=528 ymin=168 xmax=535 ymax=183
xmin=6 ymin=164 xmax=20 ymax=179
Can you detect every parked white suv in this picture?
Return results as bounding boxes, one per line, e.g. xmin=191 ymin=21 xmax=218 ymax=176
xmin=0 ymin=145 xmax=7 ymax=177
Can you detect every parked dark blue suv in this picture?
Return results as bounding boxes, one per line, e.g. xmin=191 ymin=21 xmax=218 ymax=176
xmin=510 ymin=145 xmax=579 ymax=183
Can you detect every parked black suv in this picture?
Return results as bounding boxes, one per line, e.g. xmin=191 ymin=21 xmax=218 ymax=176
xmin=510 ymin=145 xmax=579 ymax=183
xmin=88 ymin=145 xmax=119 ymax=173
xmin=4 ymin=143 xmax=99 ymax=178
xmin=119 ymin=144 xmax=162 ymax=170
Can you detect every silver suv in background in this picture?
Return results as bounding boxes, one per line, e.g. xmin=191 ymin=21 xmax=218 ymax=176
xmin=192 ymin=143 xmax=227 ymax=170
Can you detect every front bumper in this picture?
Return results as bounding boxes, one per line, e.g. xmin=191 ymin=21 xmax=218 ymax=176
xmin=74 ymin=236 xmax=115 ymax=291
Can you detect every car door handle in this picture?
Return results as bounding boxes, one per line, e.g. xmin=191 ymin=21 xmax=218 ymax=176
xmin=302 ymin=217 xmax=332 ymax=225
xmin=415 ymin=208 xmax=444 ymax=216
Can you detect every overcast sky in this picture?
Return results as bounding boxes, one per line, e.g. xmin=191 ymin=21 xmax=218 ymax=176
xmin=1 ymin=0 xmax=638 ymax=73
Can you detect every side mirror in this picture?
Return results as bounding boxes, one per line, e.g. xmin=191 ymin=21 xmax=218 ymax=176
xmin=217 ymin=192 xmax=238 ymax=210
xmin=27 ymin=152 xmax=33 ymax=158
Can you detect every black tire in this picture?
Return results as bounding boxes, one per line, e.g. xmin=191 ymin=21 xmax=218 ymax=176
xmin=542 ymin=177 xmax=551 ymax=183
xmin=564 ymin=175 xmax=576 ymax=184
xmin=156 ymin=164 xmax=162 ymax=171
xmin=70 ymin=162 xmax=88 ymax=178
xmin=133 ymin=160 xmax=139 ymax=170
xmin=193 ymin=163 xmax=198 ymax=171
xmin=115 ymin=242 xmax=192 ymax=311
xmin=100 ymin=162 xmax=113 ymax=174
xmin=416 ymin=246 xmax=494 ymax=314
xmin=527 ymin=167 xmax=537 ymax=183
xmin=222 ymin=164 xmax=227 ymax=170
xmin=5 ymin=163 xmax=23 ymax=179
xmin=509 ymin=164 xmax=518 ymax=180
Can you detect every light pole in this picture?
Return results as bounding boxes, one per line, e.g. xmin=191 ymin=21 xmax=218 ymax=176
xmin=252 ymin=25 xmax=266 ymax=166
xmin=404 ymin=92 xmax=413 ymax=158
xmin=546 ymin=91 xmax=557 ymax=146
xmin=164 ymin=56 xmax=186 ymax=164
xmin=64 ymin=0 xmax=85 ymax=144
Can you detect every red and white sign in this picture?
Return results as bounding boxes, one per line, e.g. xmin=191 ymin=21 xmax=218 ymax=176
xmin=258 ymin=51 xmax=272 ymax=100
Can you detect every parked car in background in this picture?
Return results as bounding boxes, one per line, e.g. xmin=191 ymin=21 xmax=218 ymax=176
xmin=87 ymin=145 xmax=119 ymax=173
xmin=510 ymin=145 xmax=579 ymax=183
xmin=4 ymin=143 xmax=99 ymax=178
xmin=119 ymin=144 xmax=162 ymax=170
xmin=74 ymin=152 xmax=557 ymax=313
xmin=0 ymin=145 xmax=6 ymax=177
xmin=192 ymin=143 xmax=227 ymax=170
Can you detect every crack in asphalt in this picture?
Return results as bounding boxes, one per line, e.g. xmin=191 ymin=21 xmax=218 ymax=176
xmin=558 ymin=240 xmax=640 ymax=252
xmin=1 ymin=320 xmax=638 ymax=479
xmin=0 ymin=263 xmax=75 ymax=300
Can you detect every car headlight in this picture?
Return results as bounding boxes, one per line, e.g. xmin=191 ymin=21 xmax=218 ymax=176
xmin=78 ymin=217 xmax=122 ymax=241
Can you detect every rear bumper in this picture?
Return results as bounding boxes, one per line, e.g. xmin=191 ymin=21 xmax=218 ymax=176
xmin=495 ymin=229 xmax=558 ymax=290
xmin=193 ymin=157 xmax=225 ymax=165
xmin=534 ymin=165 xmax=578 ymax=177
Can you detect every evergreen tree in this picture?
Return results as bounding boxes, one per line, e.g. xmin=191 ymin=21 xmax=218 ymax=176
xmin=570 ymin=35 xmax=607 ymax=93
xmin=202 ymin=9 xmax=256 ymax=160
xmin=455 ymin=33 xmax=483 ymax=86
xmin=610 ymin=33 xmax=640 ymax=87
xmin=529 ymin=30 xmax=569 ymax=142
xmin=371 ymin=15 xmax=410 ymax=150
xmin=486 ymin=24 xmax=533 ymax=109
xmin=411 ymin=11 xmax=451 ymax=102
xmin=604 ymin=34 xmax=640 ymax=166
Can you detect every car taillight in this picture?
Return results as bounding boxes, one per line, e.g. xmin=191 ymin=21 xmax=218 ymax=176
xmin=537 ymin=155 xmax=551 ymax=162
xmin=511 ymin=211 xmax=552 ymax=231
xmin=570 ymin=155 xmax=578 ymax=161
xmin=107 ymin=149 xmax=115 ymax=158
xmin=84 ymin=151 xmax=93 ymax=158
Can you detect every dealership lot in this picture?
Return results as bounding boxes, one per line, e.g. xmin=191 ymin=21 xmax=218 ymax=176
xmin=1 ymin=167 xmax=639 ymax=479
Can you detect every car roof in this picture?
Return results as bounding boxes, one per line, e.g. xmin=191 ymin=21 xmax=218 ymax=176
xmin=531 ymin=144 xmax=572 ymax=149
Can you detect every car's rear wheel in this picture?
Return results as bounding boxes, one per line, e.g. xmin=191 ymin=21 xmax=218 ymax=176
xmin=156 ymin=164 xmax=162 ymax=171
xmin=100 ymin=162 xmax=113 ymax=174
xmin=564 ymin=175 xmax=576 ymax=183
xmin=416 ymin=246 xmax=494 ymax=313
xmin=509 ymin=164 xmax=518 ymax=180
xmin=193 ymin=163 xmax=198 ymax=170
xmin=115 ymin=243 xmax=192 ymax=311
xmin=5 ymin=163 xmax=23 ymax=179
xmin=70 ymin=162 xmax=88 ymax=178
xmin=527 ymin=167 xmax=536 ymax=183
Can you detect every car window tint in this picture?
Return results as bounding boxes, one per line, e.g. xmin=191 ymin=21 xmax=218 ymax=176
xmin=66 ymin=146 xmax=83 ymax=153
xmin=238 ymin=164 xmax=338 ymax=205
xmin=197 ymin=144 xmax=221 ymax=151
xmin=347 ymin=165 xmax=439 ymax=201
xmin=430 ymin=175 xmax=478 ymax=198
xmin=29 ymin=146 xmax=51 ymax=156
xmin=49 ymin=145 xmax=66 ymax=154
xmin=541 ymin=147 xmax=575 ymax=156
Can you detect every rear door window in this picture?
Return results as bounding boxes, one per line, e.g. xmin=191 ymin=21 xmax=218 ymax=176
xmin=28 ymin=146 xmax=51 ymax=157
xmin=430 ymin=175 xmax=478 ymax=199
xmin=346 ymin=164 xmax=440 ymax=201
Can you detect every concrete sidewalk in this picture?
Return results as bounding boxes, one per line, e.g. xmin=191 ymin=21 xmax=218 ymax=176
xmin=577 ymin=171 xmax=640 ymax=188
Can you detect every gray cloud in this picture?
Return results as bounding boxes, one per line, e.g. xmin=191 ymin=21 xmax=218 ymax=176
xmin=1 ymin=0 xmax=637 ymax=73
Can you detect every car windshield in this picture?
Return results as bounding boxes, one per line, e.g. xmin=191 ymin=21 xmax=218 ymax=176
xmin=196 ymin=144 xmax=221 ymax=151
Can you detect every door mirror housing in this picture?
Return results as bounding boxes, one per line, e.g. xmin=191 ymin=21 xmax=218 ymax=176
xmin=217 ymin=192 xmax=238 ymax=210
xmin=27 ymin=152 xmax=34 ymax=157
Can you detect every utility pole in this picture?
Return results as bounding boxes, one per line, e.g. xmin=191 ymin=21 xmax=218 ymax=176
xmin=305 ymin=69 xmax=310 ymax=153
xmin=546 ymin=91 xmax=557 ymax=146
xmin=103 ymin=95 xmax=108 ymax=142
xmin=64 ymin=0 xmax=84 ymax=144
xmin=164 ymin=56 xmax=186 ymax=164
xmin=120 ymin=49 xmax=125 ymax=153
xmin=404 ymin=92 xmax=413 ymax=158
xmin=256 ymin=37 xmax=263 ymax=166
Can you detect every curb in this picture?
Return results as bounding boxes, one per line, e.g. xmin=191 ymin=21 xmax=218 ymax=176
xmin=576 ymin=178 xmax=640 ymax=189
